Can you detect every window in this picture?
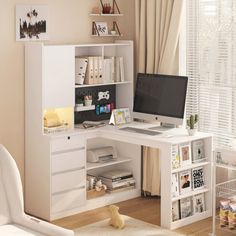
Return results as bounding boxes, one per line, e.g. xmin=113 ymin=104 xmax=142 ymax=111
xmin=186 ymin=0 xmax=236 ymax=148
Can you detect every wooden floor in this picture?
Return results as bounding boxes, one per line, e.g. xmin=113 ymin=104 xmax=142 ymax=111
xmin=53 ymin=197 xmax=235 ymax=236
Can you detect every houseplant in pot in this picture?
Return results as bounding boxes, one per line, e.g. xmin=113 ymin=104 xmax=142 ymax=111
xmin=186 ymin=114 xmax=199 ymax=136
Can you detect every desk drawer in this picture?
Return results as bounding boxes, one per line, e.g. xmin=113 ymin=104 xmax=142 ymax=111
xmin=51 ymin=135 xmax=85 ymax=153
xmin=51 ymin=149 xmax=86 ymax=174
xmin=52 ymin=169 xmax=85 ymax=194
xmin=51 ymin=187 xmax=86 ymax=214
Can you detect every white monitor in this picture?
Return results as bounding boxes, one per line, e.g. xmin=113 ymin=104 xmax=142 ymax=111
xmin=133 ymin=73 xmax=188 ymax=127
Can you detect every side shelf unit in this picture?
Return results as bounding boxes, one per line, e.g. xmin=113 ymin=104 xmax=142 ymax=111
xmin=211 ymin=149 xmax=236 ymax=236
xmin=161 ymin=134 xmax=213 ymax=230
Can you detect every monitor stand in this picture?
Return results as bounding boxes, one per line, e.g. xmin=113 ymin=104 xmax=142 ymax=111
xmin=148 ymin=123 xmax=176 ymax=132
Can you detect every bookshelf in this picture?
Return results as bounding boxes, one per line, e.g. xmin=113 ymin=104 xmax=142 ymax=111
xmin=169 ymin=137 xmax=213 ymax=229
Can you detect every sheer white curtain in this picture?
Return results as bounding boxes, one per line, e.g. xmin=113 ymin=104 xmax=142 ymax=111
xmin=135 ymin=0 xmax=184 ymax=195
xmin=186 ymin=0 xmax=236 ymax=148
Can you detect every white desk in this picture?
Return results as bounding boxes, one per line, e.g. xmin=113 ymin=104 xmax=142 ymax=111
xmin=25 ymin=122 xmax=213 ymax=230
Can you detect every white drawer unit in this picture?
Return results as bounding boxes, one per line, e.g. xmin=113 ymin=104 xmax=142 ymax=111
xmin=51 ymin=135 xmax=85 ymax=153
xmin=51 ymin=148 xmax=85 ymax=174
xmin=52 ymin=169 xmax=86 ymax=194
xmin=51 ymin=187 xmax=86 ymax=214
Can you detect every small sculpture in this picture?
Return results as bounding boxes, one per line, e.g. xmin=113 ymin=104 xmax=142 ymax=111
xmin=109 ymin=205 xmax=125 ymax=229
xmin=95 ymin=179 xmax=107 ymax=192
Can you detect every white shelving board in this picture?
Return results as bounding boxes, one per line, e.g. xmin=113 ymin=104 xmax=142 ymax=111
xmin=171 ymin=161 xmax=210 ymax=174
xmin=91 ymin=34 xmax=123 ymax=37
xmin=74 ymin=105 xmax=95 ymax=112
xmin=172 ymin=188 xmax=209 ymax=202
xmin=87 ymin=157 xmax=132 ymax=171
xmin=90 ymin=13 xmax=124 ymax=16
xmin=75 ymin=81 xmax=132 ymax=88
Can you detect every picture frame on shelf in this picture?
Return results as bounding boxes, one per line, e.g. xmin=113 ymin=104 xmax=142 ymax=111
xmin=93 ymin=21 xmax=108 ymax=36
xmin=192 ymin=193 xmax=205 ymax=214
xmin=192 ymin=139 xmax=205 ymax=163
xmin=172 ymin=201 xmax=180 ymax=222
xmin=172 ymin=173 xmax=179 ymax=197
xmin=171 ymin=144 xmax=180 ymax=169
xmin=192 ymin=166 xmax=204 ymax=190
xmin=179 ymin=143 xmax=192 ymax=167
xmin=180 ymin=197 xmax=192 ymax=219
xmin=179 ymin=170 xmax=192 ymax=194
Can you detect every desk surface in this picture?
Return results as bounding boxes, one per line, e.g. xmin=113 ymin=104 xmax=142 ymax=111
xmin=45 ymin=122 xmax=212 ymax=148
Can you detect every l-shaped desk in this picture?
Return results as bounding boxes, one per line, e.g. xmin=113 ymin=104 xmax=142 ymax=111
xmin=25 ymin=122 xmax=213 ymax=230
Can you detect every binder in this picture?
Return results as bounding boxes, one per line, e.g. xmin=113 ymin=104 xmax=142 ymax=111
xmin=98 ymin=56 xmax=103 ymax=84
xmin=93 ymin=57 xmax=99 ymax=84
xmin=115 ymin=56 xmax=120 ymax=82
xmin=85 ymin=57 xmax=94 ymax=85
xmin=103 ymin=58 xmax=112 ymax=83
xmin=75 ymin=58 xmax=88 ymax=85
xmin=110 ymin=56 xmax=115 ymax=82
xmin=119 ymin=57 xmax=125 ymax=82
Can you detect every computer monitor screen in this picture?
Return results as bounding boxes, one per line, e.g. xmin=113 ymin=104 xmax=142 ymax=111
xmin=133 ymin=73 xmax=188 ymax=126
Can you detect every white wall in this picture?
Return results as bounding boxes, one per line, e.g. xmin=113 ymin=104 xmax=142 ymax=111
xmin=0 ymin=0 xmax=135 ymax=183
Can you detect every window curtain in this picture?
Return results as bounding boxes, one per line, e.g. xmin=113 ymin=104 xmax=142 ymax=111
xmin=135 ymin=0 xmax=184 ymax=195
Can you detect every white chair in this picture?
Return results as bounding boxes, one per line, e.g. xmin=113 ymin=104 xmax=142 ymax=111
xmin=0 ymin=144 xmax=74 ymax=236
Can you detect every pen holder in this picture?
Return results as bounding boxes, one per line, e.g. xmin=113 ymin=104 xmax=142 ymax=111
xmin=84 ymin=99 xmax=92 ymax=106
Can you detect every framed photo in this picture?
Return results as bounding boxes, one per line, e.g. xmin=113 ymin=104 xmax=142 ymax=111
xmin=93 ymin=22 xmax=108 ymax=36
xmin=179 ymin=170 xmax=192 ymax=194
xmin=179 ymin=143 xmax=192 ymax=167
xmin=192 ymin=167 xmax=204 ymax=190
xmin=171 ymin=144 xmax=180 ymax=169
xmin=171 ymin=173 xmax=179 ymax=197
xmin=16 ymin=5 xmax=49 ymax=41
xmin=109 ymin=108 xmax=131 ymax=125
xmin=192 ymin=139 xmax=205 ymax=163
xmin=180 ymin=197 xmax=192 ymax=219
xmin=192 ymin=193 xmax=205 ymax=214
xmin=172 ymin=201 xmax=180 ymax=222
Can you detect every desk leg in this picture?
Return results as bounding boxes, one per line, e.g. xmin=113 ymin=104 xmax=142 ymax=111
xmin=160 ymin=143 xmax=172 ymax=229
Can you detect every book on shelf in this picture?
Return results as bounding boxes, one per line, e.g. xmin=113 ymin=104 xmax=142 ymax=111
xmin=192 ymin=193 xmax=205 ymax=214
xmin=172 ymin=173 xmax=179 ymax=197
xmin=192 ymin=139 xmax=205 ymax=163
xmin=172 ymin=201 xmax=180 ymax=222
xmin=93 ymin=56 xmax=99 ymax=84
xmin=99 ymin=170 xmax=132 ymax=179
xmin=179 ymin=170 xmax=192 ymax=194
xmin=106 ymin=184 xmax=135 ymax=194
xmin=192 ymin=166 xmax=204 ymax=190
xmin=180 ymin=197 xmax=192 ymax=219
xmin=99 ymin=177 xmax=135 ymax=188
xmin=171 ymin=144 xmax=180 ymax=169
xmin=98 ymin=56 xmax=103 ymax=84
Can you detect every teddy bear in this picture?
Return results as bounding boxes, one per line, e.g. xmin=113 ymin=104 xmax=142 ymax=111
xmin=109 ymin=205 xmax=125 ymax=229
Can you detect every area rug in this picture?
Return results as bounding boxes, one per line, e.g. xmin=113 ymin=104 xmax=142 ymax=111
xmin=74 ymin=215 xmax=185 ymax=236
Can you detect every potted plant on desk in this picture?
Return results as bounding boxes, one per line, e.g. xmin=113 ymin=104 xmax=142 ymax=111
xmin=186 ymin=114 xmax=199 ymax=136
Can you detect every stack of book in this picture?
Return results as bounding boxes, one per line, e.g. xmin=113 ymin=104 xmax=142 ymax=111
xmin=99 ymin=170 xmax=135 ymax=193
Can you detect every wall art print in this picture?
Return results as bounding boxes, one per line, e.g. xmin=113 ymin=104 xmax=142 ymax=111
xmin=16 ymin=5 xmax=49 ymax=41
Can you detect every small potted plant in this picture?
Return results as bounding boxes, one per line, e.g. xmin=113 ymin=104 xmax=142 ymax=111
xmin=76 ymin=98 xmax=84 ymax=107
xmin=84 ymin=95 xmax=93 ymax=106
xmin=186 ymin=114 xmax=199 ymax=136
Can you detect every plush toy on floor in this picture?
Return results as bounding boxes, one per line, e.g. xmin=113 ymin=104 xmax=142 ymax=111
xmin=109 ymin=205 xmax=125 ymax=229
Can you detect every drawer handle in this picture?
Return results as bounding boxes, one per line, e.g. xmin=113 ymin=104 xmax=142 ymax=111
xmin=67 ymin=136 xmax=70 ymax=140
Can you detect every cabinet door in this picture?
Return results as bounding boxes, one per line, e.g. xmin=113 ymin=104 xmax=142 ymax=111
xmin=43 ymin=46 xmax=75 ymax=109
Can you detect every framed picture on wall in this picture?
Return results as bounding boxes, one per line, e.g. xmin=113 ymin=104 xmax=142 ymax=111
xmin=16 ymin=5 xmax=49 ymax=41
